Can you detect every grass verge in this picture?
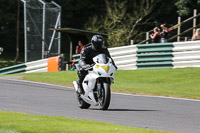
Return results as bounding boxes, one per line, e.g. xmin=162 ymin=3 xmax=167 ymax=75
xmin=0 ymin=54 xmax=24 ymax=69
xmin=14 ymin=67 xmax=200 ymax=100
xmin=0 ymin=111 xmax=172 ymax=133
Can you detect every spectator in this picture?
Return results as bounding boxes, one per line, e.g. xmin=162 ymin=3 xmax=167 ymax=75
xmin=160 ymin=24 xmax=168 ymax=43
xmin=192 ymin=28 xmax=200 ymax=41
xmin=150 ymin=27 xmax=161 ymax=43
xmin=75 ymin=41 xmax=84 ymax=54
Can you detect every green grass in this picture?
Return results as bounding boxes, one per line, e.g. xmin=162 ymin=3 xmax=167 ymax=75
xmin=0 ymin=58 xmax=16 ymax=68
xmin=112 ymin=68 xmax=200 ymax=99
xmin=0 ymin=111 xmax=172 ymax=133
xmin=0 ymin=53 xmax=24 ymax=69
xmin=19 ymin=71 xmax=78 ymax=87
xmin=15 ymin=67 xmax=200 ymax=100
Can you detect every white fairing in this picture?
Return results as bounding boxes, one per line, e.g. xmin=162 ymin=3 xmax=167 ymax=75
xmin=79 ymin=54 xmax=116 ymax=105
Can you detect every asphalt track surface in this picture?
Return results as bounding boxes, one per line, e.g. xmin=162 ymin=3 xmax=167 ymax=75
xmin=0 ymin=78 xmax=200 ymax=133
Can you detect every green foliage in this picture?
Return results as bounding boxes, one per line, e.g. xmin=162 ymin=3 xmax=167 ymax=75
xmin=175 ymin=0 xmax=191 ymax=16
xmin=104 ymin=0 xmax=130 ymax=47
xmin=85 ymin=0 xmax=156 ymax=47
xmin=52 ymin=0 xmax=105 ymax=29
xmin=0 ymin=54 xmax=24 ymax=68
xmin=0 ymin=0 xmax=199 ymax=55
xmin=0 ymin=0 xmax=18 ymax=51
xmin=175 ymin=0 xmax=200 ymax=16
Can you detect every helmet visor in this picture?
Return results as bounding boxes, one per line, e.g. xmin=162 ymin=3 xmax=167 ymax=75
xmin=93 ymin=41 xmax=102 ymax=50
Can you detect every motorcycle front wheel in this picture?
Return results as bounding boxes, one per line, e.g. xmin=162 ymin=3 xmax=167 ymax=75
xmin=98 ymin=82 xmax=111 ymax=110
xmin=76 ymin=93 xmax=91 ymax=109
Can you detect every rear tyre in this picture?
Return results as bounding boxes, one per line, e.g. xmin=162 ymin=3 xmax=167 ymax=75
xmin=76 ymin=94 xmax=91 ymax=109
xmin=98 ymin=82 xmax=111 ymax=110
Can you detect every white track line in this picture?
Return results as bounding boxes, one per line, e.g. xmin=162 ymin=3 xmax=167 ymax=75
xmin=1 ymin=78 xmax=200 ymax=102
xmin=0 ymin=78 xmax=73 ymax=89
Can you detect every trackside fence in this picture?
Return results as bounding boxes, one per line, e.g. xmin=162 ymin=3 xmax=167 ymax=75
xmin=109 ymin=40 xmax=200 ymax=70
xmin=4 ymin=41 xmax=198 ymax=74
xmin=71 ymin=40 xmax=200 ymax=70
xmin=0 ymin=56 xmax=60 ymax=75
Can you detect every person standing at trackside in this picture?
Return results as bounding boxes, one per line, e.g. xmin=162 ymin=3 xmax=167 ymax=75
xmin=76 ymin=35 xmax=117 ymax=94
xmin=160 ymin=24 xmax=169 ymax=43
xmin=76 ymin=41 xmax=85 ymax=54
xmin=192 ymin=28 xmax=200 ymax=41
xmin=150 ymin=27 xmax=161 ymax=43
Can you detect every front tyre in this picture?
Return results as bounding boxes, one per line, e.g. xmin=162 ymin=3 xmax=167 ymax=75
xmin=76 ymin=93 xmax=91 ymax=109
xmin=98 ymin=82 xmax=111 ymax=110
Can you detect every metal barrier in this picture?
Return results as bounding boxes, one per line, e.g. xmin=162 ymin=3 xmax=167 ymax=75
xmin=71 ymin=54 xmax=80 ymax=70
xmin=172 ymin=41 xmax=200 ymax=68
xmin=0 ymin=56 xmax=59 ymax=75
xmin=110 ymin=40 xmax=200 ymax=69
xmin=108 ymin=45 xmax=138 ymax=70
xmin=1 ymin=41 xmax=199 ymax=75
xmin=0 ymin=59 xmax=48 ymax=75
xmin=72 ymin=54 xmax=80 ymax=64
xmin=70 ymin=41 xmax=200 ymax=70
xmin=0 ymin=64 xmax=27 ymax=75
xmin=136 ymin=43 xmax=174 ymax=69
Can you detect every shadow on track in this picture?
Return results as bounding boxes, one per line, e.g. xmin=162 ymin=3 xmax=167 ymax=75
xmin=90 ymin=108 xmax=160 ymax=112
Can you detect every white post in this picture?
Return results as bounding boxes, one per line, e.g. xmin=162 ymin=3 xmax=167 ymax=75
xmin=52 ymin=1 xmax=61 ymax=55
xmin=58 ymin=9 xmax=61 ymax=55
xmin=146 ymin=32 xmax=149 ymax=44
xmin=48 ymin=13 xmax=61 ymax=52
xmin=177 ymin=17 xmax=181 ymax=42
xmin=130 ymin=40 xmax=134 ymax=45
xmin=193 ymin=9 xmax=197 ymax=34
xmin=0 ymin=47 xmax=3 ymax=55
xmin=70 ymin=41 xmax=72 ymax=60
xmin=21 ymin=0 xmax=27 ymax=62
xmin=39 ymin=0 xmax=46 ymax=59
xmin=184 ymin=37 xmax=188 ymax=42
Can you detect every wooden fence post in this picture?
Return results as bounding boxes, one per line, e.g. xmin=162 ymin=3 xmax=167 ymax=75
xmin=146 ymin=32 xmax=149 ymax=44
xmin=193 ymin=9 xmax=197 ymax=34
xmin=177 ymin=17 xmax=181 ymax=42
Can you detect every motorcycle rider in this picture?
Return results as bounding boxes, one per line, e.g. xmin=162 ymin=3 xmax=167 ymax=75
xmin=77 ymin=35 xmax=117 ymax=94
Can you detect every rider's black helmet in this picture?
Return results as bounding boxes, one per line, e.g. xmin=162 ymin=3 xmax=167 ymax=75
xmin=91 ymin=35 xmax=103 ymax=51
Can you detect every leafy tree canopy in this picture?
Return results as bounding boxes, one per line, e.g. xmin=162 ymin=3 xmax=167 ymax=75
xmin=175 ymin=0 xmax=200 ymax=16
xmin=0 ymin=0 xmax=199 ymax=52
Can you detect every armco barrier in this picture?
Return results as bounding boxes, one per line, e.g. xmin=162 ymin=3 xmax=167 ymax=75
xmin=109 ymin=45 xmax=138 ymax=70
xmin=0 ymin=56 xmax=59 ymax=75
xmin=172 ymin=41 xmax=200 ymax=68
xmin=71 ymin=40 xmax=200 ymax=70
xmin=1 ymin=41 xmax=199 ymax=74
xmin=72 ymin=54 xmax=80 ymax=64
xmin=109 ymin=40 xmax=200 ymax=69
xmin=136 ymin=43 xmax=174 ymax=69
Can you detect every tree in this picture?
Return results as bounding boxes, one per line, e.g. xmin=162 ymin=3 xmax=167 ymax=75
xmin=85 ymin=0 xmax=157 ymax=47
xmin=175 ymin=0 xmax=200 ymax=16
xmin=0 ymin=0 xmax=17 ymax=52
xmin=14 ymin=0 xmax=20 ymax=64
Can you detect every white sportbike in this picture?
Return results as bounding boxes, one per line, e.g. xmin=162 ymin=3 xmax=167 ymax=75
xmin=73 ymin=54 xmax=116 ymax=110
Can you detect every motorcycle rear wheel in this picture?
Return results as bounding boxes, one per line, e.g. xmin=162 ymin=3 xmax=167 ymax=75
xmin=98 ymin=82 xmax=111 ymax=110
xmin=77 ymin=94 xmax=91 ymax=109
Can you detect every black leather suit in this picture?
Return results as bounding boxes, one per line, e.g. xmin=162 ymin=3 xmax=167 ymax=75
xmin=77 ymin=43 xmax=115 ymax=84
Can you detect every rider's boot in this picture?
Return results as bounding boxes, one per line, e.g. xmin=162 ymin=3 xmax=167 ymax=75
xmin=77 ymin=78 xmax=84 ymax=94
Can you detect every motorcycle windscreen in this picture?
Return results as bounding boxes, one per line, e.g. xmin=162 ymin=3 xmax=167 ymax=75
xmin=95 ymin=54 xmax=109 ymax=64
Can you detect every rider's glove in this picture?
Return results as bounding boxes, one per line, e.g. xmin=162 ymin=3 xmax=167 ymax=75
xmin=82 ymin=64 xmax=92 ymax=70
